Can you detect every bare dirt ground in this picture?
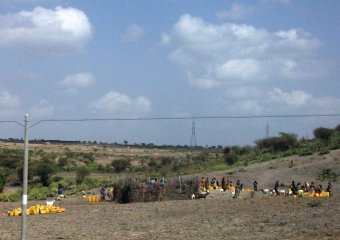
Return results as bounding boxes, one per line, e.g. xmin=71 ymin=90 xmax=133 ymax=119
xmin=0 ymin=192 xmax=339 ymax=240
xmin=1 ymin=148 xmax=339 ymax=240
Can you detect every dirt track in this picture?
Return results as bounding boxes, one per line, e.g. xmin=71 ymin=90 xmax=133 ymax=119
xmin=1 ymin=191 xmax=339 ymax=240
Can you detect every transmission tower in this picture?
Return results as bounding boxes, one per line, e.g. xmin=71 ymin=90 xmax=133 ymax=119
xmin=190 ymin=119 xmax=197 ymax=147
xmin=266 ymin=122 xmax=269 ymax=138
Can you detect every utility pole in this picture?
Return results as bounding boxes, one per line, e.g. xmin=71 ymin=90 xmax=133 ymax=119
xmin=21 ymin=114 xmax=29 ymax=240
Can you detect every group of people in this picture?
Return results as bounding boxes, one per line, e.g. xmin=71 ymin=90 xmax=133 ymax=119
xmin=199 ymin=177 xmax=244 ymax=192
xmin=273 ymin=180 xmax=333 ymax=196
xmin=97 ymin=177 xmax=167 ymax=203
xmin=199 ymin=176 xmax=333 ymax=197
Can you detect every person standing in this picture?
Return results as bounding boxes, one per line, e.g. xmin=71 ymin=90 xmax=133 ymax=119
xmin=253 ymin=180 xmax=258 ymax=192
xmin=326 ymin=182 xmax=332 ymax=196
xmin=274 ymin=180 xmax=280 ymax=196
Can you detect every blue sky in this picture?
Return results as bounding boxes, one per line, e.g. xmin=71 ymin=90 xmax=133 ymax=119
xmin=0 ymin=0 xmax=339 ymax=146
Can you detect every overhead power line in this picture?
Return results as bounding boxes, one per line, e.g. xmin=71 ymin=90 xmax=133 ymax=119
xmin=0 ymin=120 xmax=24 ymax=127
xmin=1 ymin=113 xmax=340 ymax=128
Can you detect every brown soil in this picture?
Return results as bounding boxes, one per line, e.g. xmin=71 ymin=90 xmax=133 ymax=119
xmin=0 ymin=192 xmax=339 ymax=240
xmin=1 ymin=149 xmax=339 ymax=239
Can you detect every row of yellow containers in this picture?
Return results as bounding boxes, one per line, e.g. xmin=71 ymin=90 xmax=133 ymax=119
xmin=86 ymin=195 xmax=101 ymax=202
xmin=8 ymin=205 xmax=66 ymax=217
xmin=302 ymin=191 xmax=330 ymax=197
xmin=201 ymin=186 xmax=238 ymax=191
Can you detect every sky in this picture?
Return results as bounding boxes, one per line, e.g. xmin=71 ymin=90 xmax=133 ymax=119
xmin=0 ymin=0 xmax=339 ymax=146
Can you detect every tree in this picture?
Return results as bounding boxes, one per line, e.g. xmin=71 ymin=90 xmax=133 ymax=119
xmin=223 ymin=146 xmax=237 ymax=165
xmin=111 ymin=159 xmax=131 ymax=173
xmin=313 ymin=127 xmax=334 ymax=141
xmin=34 ymin=159 xmax=56 ymax=186
xmin=76 ymin=166 xmax=90 ymax=185
xmin=334 ymin=124 xmax=340 ymax=133
xmin=0 ymin=169 xmax=8 ymax=193
xmin=255 ymin=133 xmax=298 ymax=152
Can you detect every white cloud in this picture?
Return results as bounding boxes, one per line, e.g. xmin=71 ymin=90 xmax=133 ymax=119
xmin=29 ymin=100 xmax=54 ymax=119
xmin=225 ymin=99 xmax=263 ymax=114
xmin=121 ymin=24 xmax=145 ymax=43
xmin=216 ymin=3 xmax=255 ymax=20
xmin=216 ymin=58 xmax=261 ymax=81
xmin=268 ymin=88 xmax=312 ymax=107
xmin=90 ymin=91 xmax=151 ymax=115
xmin=0 ymin=91 xmax=21 ymax=119
xmin=224 ymin=87 xmax=262 ymax=99
xmin=163 ymin=14 xmax=325 ymax=88
xmin=309 ymin=97 xmax=340 ymax=113
xmin=260 ymin=0 xmax=292 ymax=5
xmin=0 ymin=91 xmax=20 ymax=109
xmin=0 ymin=6 xmax=92 ymax=54
xmin=58 ymin=73 xmax=95 ymax=93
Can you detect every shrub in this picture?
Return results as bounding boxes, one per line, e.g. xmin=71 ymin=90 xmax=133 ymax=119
xmin=34 ymin=159 xmax=57 ymax=186
xmin=223 ymin=146 xmax=237 ymax=165
xmin=0 ymin=169 xmax=8 ymax=193
xmin=76 ymin=166 xmax=90 ymax=185
xmin=313 ymin=127 xmax=334 ymax=142
xmin=0 ymin=190 xmax=21 ymax=202
xmin=16 ymin=160 xmax=35 ymax=184
xmin=255 ymin=133 xmax=298 ymax=152
xmin=29 ymin=187 xmax=51 ymax=200
xmin=317 ymin=168 xmax=337 ymax=181
xmin=112 ymin=159 xmax=131 ymax=173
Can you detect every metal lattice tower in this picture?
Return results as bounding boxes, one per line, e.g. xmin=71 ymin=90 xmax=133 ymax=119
xmin=190 ymin=119 xmax=197 ymax=147
xmin=266 ymin=122 xmax=269 ymax=138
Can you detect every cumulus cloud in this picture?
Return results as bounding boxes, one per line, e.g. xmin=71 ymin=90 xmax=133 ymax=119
xmin=0 ymin=91 xmax=20 ymax=109
xmin=216 ymin=58 xmax=261 ymax=81
xmin=216 ymin=3 xmax=255 ymax=20
xmin=162 ymin=14 xmax=324 ymax=88
xmin=260 ymin=0 xmax=292 ymax=5
xmin=29 ymin=100 xmax=54 ymax=119
xmin=0 ymin=91 xmax=21 ymax=119
xmin=0 ymin=6 xmax=92 ymax=54
xmin=268 ymin=88 xmax=312 ymax=107
xmin=90 ymin=91 xmax=151 ymax=115
xmin=121 ymin=24 xmax=145 ymax=43
xmin=58 ymin=73 xmax=95 ymax=93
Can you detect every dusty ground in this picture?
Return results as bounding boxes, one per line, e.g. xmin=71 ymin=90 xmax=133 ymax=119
xmin=0 ymin=191 xmax=339 ymax=240
xmin=1 ymin=146 xmax=339 ymax=239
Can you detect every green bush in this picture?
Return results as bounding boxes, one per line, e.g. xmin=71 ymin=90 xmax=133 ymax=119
xmin=313 ymin=127 xmax=334 ymax=142
xmin=112 ymin=159 xmax=131 ymax=173
xmin=0 ymin=190 xmax=21 ymax=202
xmin=76 ymin=166 xmax=90 ymax=185
xmin=319 ymin=148 xmax=330 ymax=155
xmin=298 ymin=149 xmax=314 ymax=156
xmin=317 ymin=168 xmax=337 ymax=181
xmin=29 ymin=187 xmax=51 ymax=200
xmin=0 ymin=169 xmax=8 ymax=193
xmin=34 ymin=159 xmax=57 ymax=186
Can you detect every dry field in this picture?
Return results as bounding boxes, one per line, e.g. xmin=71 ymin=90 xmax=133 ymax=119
xmin=0 ymin=145 xmax=339 ymax=239
xmin=0 ymin=191 xmax=339 ymax=240
xmin=0 ymin=141 xmax=189 ymax=165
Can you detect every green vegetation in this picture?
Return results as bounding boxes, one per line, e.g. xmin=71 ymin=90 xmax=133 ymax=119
xmin=317 ymin=168 xmax=337 ymax=182
xmin=0 ymin=123 xmax=339 ymax=201
xmin=0 ymin=169 xmax=8 ymax=193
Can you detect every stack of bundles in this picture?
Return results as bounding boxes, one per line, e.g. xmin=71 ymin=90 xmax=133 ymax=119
xmin=7 ymin=205 xmax=66 ymax=216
